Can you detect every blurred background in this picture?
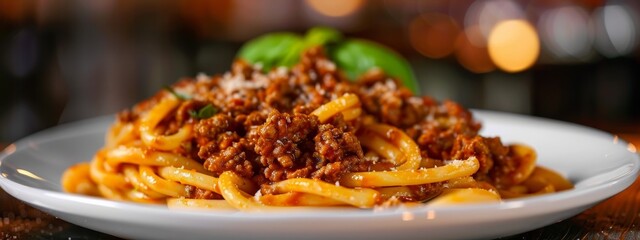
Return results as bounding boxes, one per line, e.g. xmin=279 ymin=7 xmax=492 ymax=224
xmin=0 ymin=0 xmax=638 ymax=143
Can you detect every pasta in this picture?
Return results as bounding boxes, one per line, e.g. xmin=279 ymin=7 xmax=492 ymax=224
xmin=61 ymin=47 xmax=573 ymax=211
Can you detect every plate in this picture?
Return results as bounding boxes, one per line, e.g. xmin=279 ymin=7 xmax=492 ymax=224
xmin=1 ymin=110 xmax=638 ymax=240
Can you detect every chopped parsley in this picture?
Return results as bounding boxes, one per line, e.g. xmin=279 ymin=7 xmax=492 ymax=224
xmin=163 ymin=85 xmax=190 ymax=100
xmin=189 ymin=104 xmax=217 ymax=119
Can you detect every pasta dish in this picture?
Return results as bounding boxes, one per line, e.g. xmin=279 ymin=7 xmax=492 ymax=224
xmin=61 ymin=46 xmax=572 ymax=211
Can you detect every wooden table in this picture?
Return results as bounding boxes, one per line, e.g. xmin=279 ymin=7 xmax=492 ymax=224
xmin=1 ymin=135 xmax=639 ymax=239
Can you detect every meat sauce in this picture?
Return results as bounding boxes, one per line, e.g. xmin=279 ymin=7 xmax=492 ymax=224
xmin=117 ymin=47 xmax=520 ymax=201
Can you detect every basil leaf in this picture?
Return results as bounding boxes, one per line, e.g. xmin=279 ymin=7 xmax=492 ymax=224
xmin=236 ymin=27 xmax=420 ymax=94
xmin=304 ymin=26 xmax=342 ymax=47
xmin=278 ymin=40 xmax=304 ymax=67
xmin=237 ymin=33 xmax=303 ymax=70
xmin=163 ymin=85 xmax=189 ymax=100
xmin=238 ymin=27 xmax=343 ymax=71
xmin=189 ymin=104 xmax=217 ymax=119
xmin=329 ymin=39 xmax=419 ymax=93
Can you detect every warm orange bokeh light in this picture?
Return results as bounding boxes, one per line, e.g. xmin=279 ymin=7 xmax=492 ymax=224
xmin=409 ymin=13 xmax=460 ymax=59
xmin=305 ymin=0 xmax=363 ymax=17
xmin=455 ymin=25 xmax=496 ymax=73
xmin=0 ymin=0 xmax=31 ymax=23
xmin=488 ymin=20 xmax=540 ymax=72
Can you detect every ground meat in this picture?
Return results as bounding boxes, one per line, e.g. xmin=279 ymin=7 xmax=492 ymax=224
xmin=170 ymin=48 xmax=370 ymax=185
xmin=196 ymin=114 xmax=257 ymax=178
xmin=450 ymin=135 xmax=494 ymax=175
xmin=120 ymin=45 xmax=521 ymax=198
xmin=185 ymin=185 xmax=222 ymax=199
xmin=312 ymin=123 xmax=363 ymax=182
xmin=249 ymin=110 xmax=319 ymax=181
xmin=402 ymin=100 xmax=482 ymax=160
xmin=265 ymin=74 xmax=297 ymax=111
xmin=449 ymin=135 xmax=511 ymax=184
xmin=231 ymin=59 xmax=255 ymax=79
xmin=202 ymin=137 xmax=256 ymax=178
xmin=357 ymin=77 xmax=430 ymax=128
xmin=194 ymin=113 xmax=236 ymax=140
xmin=188 ymin=108 xmax=363 ymax=184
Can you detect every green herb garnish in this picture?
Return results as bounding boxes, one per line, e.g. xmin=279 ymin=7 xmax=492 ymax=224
xmin=189 ymin=104 xmax=217 ymax=119
xmin=237 ymin=26 xmax=419 ymax=94
xmin=163 ymin=85 xmax=190 ymax=100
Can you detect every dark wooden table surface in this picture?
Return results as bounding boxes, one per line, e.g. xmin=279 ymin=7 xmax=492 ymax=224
xmin=1 ymin=134 xmax=639 ymax=240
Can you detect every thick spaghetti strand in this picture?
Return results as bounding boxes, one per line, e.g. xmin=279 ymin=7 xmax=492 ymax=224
xmin=105 ymin=146 xmax=208 ymax=173
xmin=311 ymin=93 xmax=360 ymax=123
xmin=268 ymin=178 xmax=380 ymax=208
xmin=218 ymin=171 xmax=267 ymax=211
xmin=362 ymin=123 xmax=421 ymax=170
xmin=139 ymin=96 xmax=192 ymax=151
xmin=340 ymin=157 xmax=480 ymax=188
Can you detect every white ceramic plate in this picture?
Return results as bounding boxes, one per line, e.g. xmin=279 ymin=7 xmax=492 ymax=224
xmin=1 ymin=110 xmax=638 ymax=240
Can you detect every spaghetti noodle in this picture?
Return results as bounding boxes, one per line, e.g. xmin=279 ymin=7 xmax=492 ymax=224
xmin=62 ymin=47 xmax=573 ymax=211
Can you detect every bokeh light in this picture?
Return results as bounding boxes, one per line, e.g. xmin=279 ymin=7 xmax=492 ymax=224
xmin=538 ymin=6 xmax=593 ymax=60
xmin=409 ymin=13 xmax=460 ymax=59
xmin=464 ymin=0 xmax=525 ymax=47
xmin=455 ymin=25 xmax=495 ymax=73
xmin=488 ymin=20 xmax=540 ymax=73
xmin=305 ymin=0 xmax=364 ymax=17
xmin=593 ymin=4 xmax=638 ymax=58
